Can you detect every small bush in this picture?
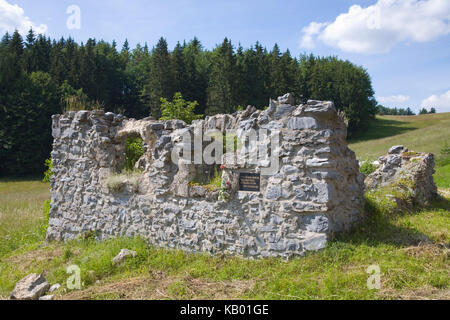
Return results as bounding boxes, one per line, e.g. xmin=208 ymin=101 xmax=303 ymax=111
xmin=60 ymin=82 xmax=105 ymax=113
xmin=360 ymin=160 xmax=377 ymax=176
xmin=160 ymin=92 xmax=203 ymax=124
xmin=42 ymin=158 xmax=53 ymax=183
xmin=125 ymin=138 xmax=144 ymax=172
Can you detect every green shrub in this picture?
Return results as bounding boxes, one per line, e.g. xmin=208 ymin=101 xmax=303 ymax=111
xmin=360 ymin=160 xmax=377 ymax=176
xmin=125 ymin=138 xmax=144 ymax=172
xmin=160 ymin=92 xmax=203 ymax=124
xmin=60 ymin=82 xmax=104 ymax=113
xmin=42 ymin=158 xmax=53 ymax=183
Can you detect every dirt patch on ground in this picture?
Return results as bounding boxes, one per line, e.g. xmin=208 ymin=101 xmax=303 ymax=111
xmin=380 ymin=286 xmax=450 ymax=300
xmin=3 ymin=246 xmax=64 ymax=273
xmin=401 ymin=243 xmax=449 ymax=258
xmin=60 ymin=271 xmax=255 ymax=300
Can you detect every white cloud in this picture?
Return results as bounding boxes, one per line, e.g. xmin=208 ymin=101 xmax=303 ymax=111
xmin=0 ymin=0 xmax=47 ymax=35
xmin=377 ymin=95 xmax=411 ymax=104
xmin=300 ymin=0 xmax=450 ymax=54
xmin=300 ymin=22 xmax=328 ymax=49
xmin=421 ymin=90 xmax=450 ymax=113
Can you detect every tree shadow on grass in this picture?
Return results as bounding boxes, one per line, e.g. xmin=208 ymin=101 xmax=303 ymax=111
xmin=334 ymin=196 xmax=450 ymax=249
xmin=0 ymin=176 xmax=43 ymax=183
xmin=349 ymin=118 xmax=418 ymax=143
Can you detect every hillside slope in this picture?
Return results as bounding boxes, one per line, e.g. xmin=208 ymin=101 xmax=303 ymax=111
xmin=349 ymin=113 xmax=450 ymax=159
xmin=349 ymin=113 xmax=450 ymax=188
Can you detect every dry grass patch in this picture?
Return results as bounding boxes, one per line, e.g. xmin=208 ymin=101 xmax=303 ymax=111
xmin=60 ymin=273 xmax=255 ymax=300
xmin=4 ymin=246 xmax=64 ymax=273
xmin=401 ymin=243 xmax=449 ymax=258
xmin=379 ymin=286 xmax=450 ymax=300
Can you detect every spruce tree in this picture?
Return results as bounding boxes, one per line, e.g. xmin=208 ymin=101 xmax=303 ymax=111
xmin=183 ymin=38 xmax=209 ymax=114
xmin=206 ymin=38 xmax=237 ymax=115
xmin=172 ymin=41 xmax=187 ymax=95
xmin=25 ymin=29 xmax=36 ymax=48
xmin=143 ymin=37 xmax=174 ymax=118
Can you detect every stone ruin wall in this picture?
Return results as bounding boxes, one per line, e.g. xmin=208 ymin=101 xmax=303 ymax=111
xmin=46 ymin=94 xmax=365 ymax=259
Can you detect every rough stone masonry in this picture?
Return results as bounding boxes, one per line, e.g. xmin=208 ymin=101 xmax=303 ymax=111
xmin=46 ymin=93 xmax=365 ymax=259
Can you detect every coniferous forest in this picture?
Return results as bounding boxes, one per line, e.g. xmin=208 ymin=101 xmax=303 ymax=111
xmin=0 ymin=30 xmax=378 ymax=176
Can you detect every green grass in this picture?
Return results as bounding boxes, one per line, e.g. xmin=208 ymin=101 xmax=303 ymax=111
xmin=0 ymin=179 xmax=50 ymax=257
xmin=349 ymin=113 xmax=450 ymax=158
xmin=434 ymin=163 xmax=450 ymax=188
xmin=0 ymin=179 xmax=448 ymax=300
xmin=349 ymin=113 xmax=450 ymax=188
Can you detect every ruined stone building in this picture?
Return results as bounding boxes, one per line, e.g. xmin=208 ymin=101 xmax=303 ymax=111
xmin=46 ymin=94 xmax=365 ymax=259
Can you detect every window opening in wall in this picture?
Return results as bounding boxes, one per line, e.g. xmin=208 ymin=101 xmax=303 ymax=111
xmin=124 ymin=137 xmax=144 ymax=172
xmin=105 ymin=136 xmax=145 ymax=194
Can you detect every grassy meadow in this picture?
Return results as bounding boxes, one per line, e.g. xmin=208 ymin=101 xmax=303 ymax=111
xmin=0 ymin=113 xmax=449 ymax=300
xmin=349 ymin=113 xmax=450 ymax=188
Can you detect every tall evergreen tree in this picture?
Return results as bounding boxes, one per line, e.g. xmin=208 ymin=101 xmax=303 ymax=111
xmin=206 ymin=38 xmax=237 ymax=115
xmin=172 ymin=41 xmax=187 ymax=95
xmin=183 ymin=38 xmax=209 ymax=114
xmin=0 ymin=32 xmax=10 ymax=47
xmin=142 ymin=37 xmax=174 ymax=118
xmin=25 ymin=29 xmax=35 ymax=48
xmin=9 ymin=30 xmax=24 ymax=57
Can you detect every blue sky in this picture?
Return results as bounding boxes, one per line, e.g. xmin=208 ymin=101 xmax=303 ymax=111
xmin=1 ymin=0 xmax=450 ymax=113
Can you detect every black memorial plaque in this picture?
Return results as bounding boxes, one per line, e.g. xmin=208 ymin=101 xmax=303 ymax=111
xmin=239 ymin=172 xmax=261 ymax=192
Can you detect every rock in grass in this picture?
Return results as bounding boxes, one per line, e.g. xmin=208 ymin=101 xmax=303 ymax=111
xmin=49 ymin=283 xmax=60 ymax=293
xmin=112 ymin=249 xmax=137 ymax=265
xmin=10 ymin=274 xmax=50 ymax=300
xmin=365 ymin=147 xmax=438 ymax=206
xmin=388 ymin=145 xmax=406 ymax=154
xmin=39 ymin=295 xmax=54 ymax=300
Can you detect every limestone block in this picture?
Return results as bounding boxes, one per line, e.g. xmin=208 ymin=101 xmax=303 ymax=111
xmin=112 ymin=249 xmax=137 ymax=265
xmin=301 ymin=233 xmax=327 ymax=251
xmin=10 ymin=274 xmax=50 ymax=300
xmin=287 ymin=117 xmax=318 ymax=130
